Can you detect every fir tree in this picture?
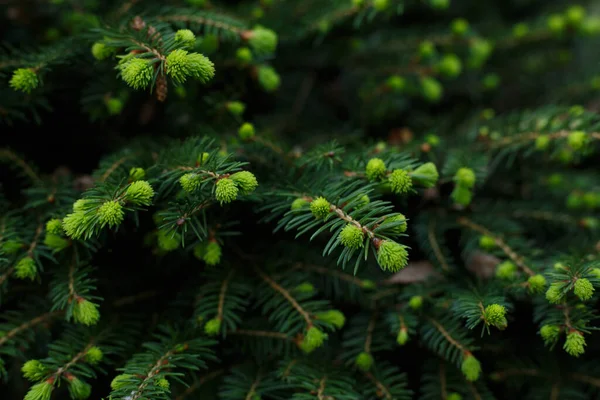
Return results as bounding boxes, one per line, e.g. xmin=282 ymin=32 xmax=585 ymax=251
xmin=1 ymin=1 xmax=600 ymax=399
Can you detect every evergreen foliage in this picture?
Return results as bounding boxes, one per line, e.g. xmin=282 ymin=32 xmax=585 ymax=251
xmin=1 ymin=0 xmax=600 ymax=399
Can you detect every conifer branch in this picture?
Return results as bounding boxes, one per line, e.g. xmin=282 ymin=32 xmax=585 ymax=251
xmin=295 ymin=263 xmax=365 ymax=287
xmin=231 ymin=330 xmax=292 ymax=341
xmin=457 ymin=217 xmax=534 ymax=276
xmin=245 ymin=372 xmax=262 ymax=400
xmin=0 ymin=310 xmax=62 ymax=347
xmin=99 ymin=155 xmax=134 ymax=182
xmin=427 ymin=317 xmax=469 ymax=355
xmin=439 ymin=362 xmax=448 ymax=400
xmin=489 ymin=130 xmax=600 ymax=149
xmin=174 ymin=369 xmax=225 ymax=400
xmin=217 ymin=269 xmax=234 ymax=323
xmin=0 ymin=149 xmax=41 ymax=184
xmin=317 ymin=376 xmax=327 ymax=400
xmin=428 ymin=218 xmax=450 ymax=271
xmin=158 ymin=14 xmax=244 ymax=35
xmin=365 ymin=371 xmax=392 ymax=400
xmin=255 ymin=267 xmax=312 ymax=326
xmin=364 ymin=312 xmax=377 ymax=353
xmin=131 ymin=344 xmax=184 ymax=400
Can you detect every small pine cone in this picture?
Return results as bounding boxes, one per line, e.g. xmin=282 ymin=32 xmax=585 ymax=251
xmin=156 ymin=73 xmax=168 ymax=102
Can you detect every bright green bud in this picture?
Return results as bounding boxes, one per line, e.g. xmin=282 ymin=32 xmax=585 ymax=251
xmin=22 ymin=360 xmax=48 ymax=381
xmin=451 ymin=18 xmax=469 ymax=36
xmin=158 ymin=229 xmax=180 ymax=252
xmin=120 ymin=58 xmax=153 ymax=90
xmin=46 ymin=219 xmax=63 ymax=235
xmin=156 ymin=378 xmax=170 ymax=389
xmin=447 ymin=394 xmax=463 ymax=400
xmin=370 ymin=0 xmax=388 ymax=10
xmin=91 ymin=42 xmax=112 ymax=60
xmin=566 ymin=192 xmax=583 ymax=209
xmin=421 ymin=77 xmax=443 ymax=102
xmin=295 ymin=282 xmax=315 ymax=293
xmin=540 ymin=324 xmax=560 ymax=346
xmin=247 ymin=26 xmax=278 ymax=54
xmin=310 ymin=197 xmax=331 ymax=219
xmin=196 ymin=34 xmax=219 ymax=54
xmin=461 ymin=355 xmax=481 ymax=381
xmin=429 ymin=0 xmax=449 ymax=9
xmin=339 ymin=224 xmax=364 ymax=249
xmin=10 ymin=68 xmax=39 ymax=93
xmin=174 ymin=29 xmax=196 ymax=47
xmin=482 ymin=73 xmax=500 ymax=89
xmin=564 ymin=331 xmax=586 ymax=357
xmin=483 ymin=304 xmax=507 ymax=329
xmin=111 ymin=374 xmax=134 ymax=390
xmin=419 ymin=40 xmax=436 ymax=57
xmin=98 ymin=201 xmax=124 ymax=228
xmin=388 ymin=169 xmax=412 ymax=194
xmin=315 ymin=310 xmax=346 ymax=329
xmin=356 ymin=194 xmax=370 ymax=208
xmin=513 ymin=23 xmax=529 ymax=38
xmin=204 ymin=318 xmax=221 ymax=335
xmin=165 ymin=49 xmax=192 ymax=84
xmin=528 ymin=274 xmax=547 ymax=294
xmin=186 ymin=52 xmax=215 ymax=83
xmin=226 ymin=101 xmax=246 ymax=116
xmin=72 ymin=299 xmax=100 ymax=326
xmin=582 ymin=16 xmax=600 ymax=35
xmin=386 ymin=75 xmax=405 ymax=92
xmin=566 ymin=5 xmax=586 ymax=26
xmin=291 ymin=198 xmax=309 ymax=210
xmin=548 ymin=14 xmax=566 ymax=33
xmin=257 ymin=65 xmax=281 ymax=92
xmin=215 ymin=178 xmax=239 ymax=204
xmin=85 ymin=346 xmax=103 ymax=364
xmin=545 ymin=283 xmax=564 ymax=304
xmin=24 ymin=381 xmax=53 ymax=400
xmin=437 ymin=54 xmax=462 ymax=78
xmin=236 ymin=47 xmax=253 ymax=63
xmin=73 ymin=199 xmax=89 ymax=212
xmin=361 ymin=280 xmax=376 ymax=289
xmin=469 ymin=39 xmax=493 ymax=68
xmin=409 ymin=295 xmax=423 ymax=310
xmin=238 ymin=122 xmax=256 ymax=140
xmin=125 ymin=180 xmax=155 ymax=206
xmin=455 ymin=168 xmax=475 ymax=188
xmin=582 ymin=216 xmax=598 ymax=228
xmin=180 ymin=173 xmax=202 ymax=193
xmin=451 ymin=185 xmax=472 ymax=206
xmin=591 ymin=268 xmax=600 ymax=279
xmin=411 ymin=162 xmax=439 ymax=188
xmin=365 ymin=158 xmax=386 ymax=181
xmin=574 ymin=278 xmax=594 ymax=301
xmin=355 ymin=352 xmax=374 ymax=371
xmin=567 ymin=131 xmax=587 ymax=150
xmin=68 ymin=376 xmax=91 ymax=400
xmin=479 ymin=235 xmax=495 ymax=250
xmin=62 ymin=211 xmax=86 ymax=239
xmin=230 ymin=171 xmax=258 ymax=194
xmin=203 ymin=241 xmax=222 ymax=266
xmin=1 ymin=239 xmax=22 ymax=254
xmin=396 ymin=329 xmax=409 ymax=345
xmin=535 ymin=135 xmax=550 ymax=150
xmin=197 ymin=152 xmax=210 ymax=165
xmin=495 ymin=261 xmax=517 ymax=280
xmin=377 ymin=240 xmax=409 ymax=272
xmin=129 ymin=167 xmax=145 ymax=181
xmin=382 ymin=214 xmax=407 ymax=234
xmin=300 ymin=326 xmax=328 ymax=353
xmin=44 ymin=234 xmax=69 ymax=251
xmin=15 ymin=257 xmax=36 ymax=280
xmin=582 ymin=192 xmax=599 ymax=208
xmin=105 ymin=97 xmax=123 ymax=115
